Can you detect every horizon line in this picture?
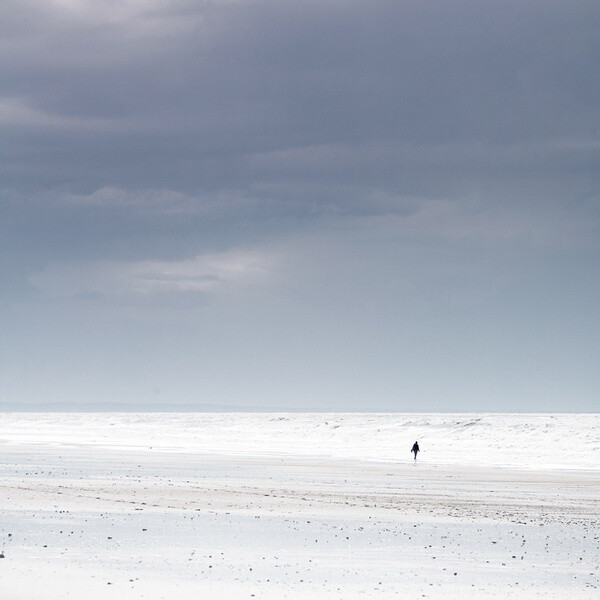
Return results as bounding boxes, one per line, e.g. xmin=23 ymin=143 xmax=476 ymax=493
xmin=0 ymin=403 xmax=596 ymax=415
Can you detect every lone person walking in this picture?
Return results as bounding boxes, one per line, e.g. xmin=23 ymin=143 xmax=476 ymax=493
xmin=411 ymin=441 xmax=420 ymax=460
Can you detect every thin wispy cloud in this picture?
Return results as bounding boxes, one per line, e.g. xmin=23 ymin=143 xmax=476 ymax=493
xmin=28 ymin=249 xmax=280 ymax=302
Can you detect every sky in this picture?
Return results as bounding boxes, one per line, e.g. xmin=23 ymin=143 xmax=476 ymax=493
xmin=1 ymin=0 xmax=599 ymax=412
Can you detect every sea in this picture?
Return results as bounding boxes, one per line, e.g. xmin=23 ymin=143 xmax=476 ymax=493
xmin=1 ymin=412 xmax=598 ymax=471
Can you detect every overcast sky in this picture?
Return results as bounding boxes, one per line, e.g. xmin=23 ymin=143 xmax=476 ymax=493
xmin=1 ymin=0 xmax=598 ymax=411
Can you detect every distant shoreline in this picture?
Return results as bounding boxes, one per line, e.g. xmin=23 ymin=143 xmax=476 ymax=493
xmin=0 ymin=404 xmax=596 ymax=414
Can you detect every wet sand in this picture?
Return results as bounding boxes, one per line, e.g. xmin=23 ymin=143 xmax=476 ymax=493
xmin=1 ymin=443 xmax=598 ymax=599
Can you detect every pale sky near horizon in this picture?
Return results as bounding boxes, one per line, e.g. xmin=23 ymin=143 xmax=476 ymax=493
xmin=1 ymin=0 xmax=599 ymax=411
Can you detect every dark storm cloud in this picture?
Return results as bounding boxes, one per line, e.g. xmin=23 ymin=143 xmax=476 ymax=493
xmin=2 ymin=1 xmax=597 ymax=244
xmin=2 ymin=0 xmax=598 ymax=297
xmin=2 ymin=0 xmax=598 ymax=196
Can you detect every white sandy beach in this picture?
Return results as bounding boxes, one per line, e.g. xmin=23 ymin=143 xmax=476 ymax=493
xmin=0 ymin=413 xmax=598 ymax=599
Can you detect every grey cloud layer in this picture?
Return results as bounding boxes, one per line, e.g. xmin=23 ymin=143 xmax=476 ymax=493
xmin=3 ymin=0 xmax=598 ymax=192
xmin=3 ymin=1 xmax=598 ymax=267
